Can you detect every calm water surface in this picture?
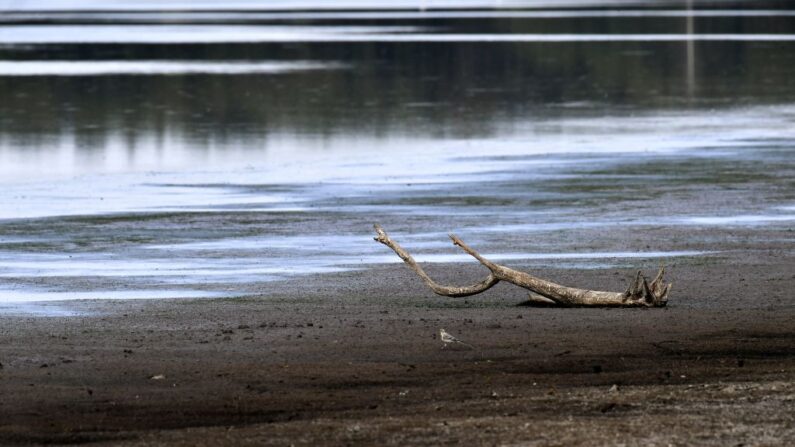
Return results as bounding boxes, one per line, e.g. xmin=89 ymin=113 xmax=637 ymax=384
xmin=0 ymin=1 xmax=793 ymax=309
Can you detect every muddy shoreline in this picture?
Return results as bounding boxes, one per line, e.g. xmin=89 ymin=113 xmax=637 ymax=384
xmin=1 ymin=249 xmax=793 ymax=445
xmin=1 ymin=125 xmax=792 ymax=446
xmin=1 ymin=3 xmax=795 ymax=445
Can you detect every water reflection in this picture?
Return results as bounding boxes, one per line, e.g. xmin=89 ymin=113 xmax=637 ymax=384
xmin=0 ymin=0 xmax=758 ymax=12
xmin=4 ymin=10 xmax=795 ymax=22
xmin=3 ymin=24 xmax=795 ymax=44
xmin=0 ymin=60 xmax=345 ymax=76
xmin=2 ymin=37 xmax=793 ymax=178
xmin=0 ymin=3 xmax=794 ymax=309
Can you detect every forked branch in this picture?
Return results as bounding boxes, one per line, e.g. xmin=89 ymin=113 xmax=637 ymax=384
xmin=374 ymin=224 xmax=499 ymax=297
xmin=374 ymin=224 xmax=671 ymax=307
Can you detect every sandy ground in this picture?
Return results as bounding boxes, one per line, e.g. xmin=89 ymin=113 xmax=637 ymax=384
xmin=1 ymin=238 xmax=793 ymax=445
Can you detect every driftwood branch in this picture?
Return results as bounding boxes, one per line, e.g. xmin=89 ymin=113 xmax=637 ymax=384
xmin=374 ymin=224 xmax=671 ymax=307
xmin=374 ymin=224 xmax=499 ymax=297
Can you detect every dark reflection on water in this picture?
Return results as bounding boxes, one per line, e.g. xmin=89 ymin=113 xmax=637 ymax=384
xmin=1 ymin=12 xmax=794 ymax=153
xmin=1 ymin=41 xmax=793 ymax=152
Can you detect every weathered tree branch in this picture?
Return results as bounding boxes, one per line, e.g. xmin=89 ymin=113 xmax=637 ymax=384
xmin=374 ymin=224 xmax=499 ymax=297
xmin=374 ymin=224 xmax=671 ymax=307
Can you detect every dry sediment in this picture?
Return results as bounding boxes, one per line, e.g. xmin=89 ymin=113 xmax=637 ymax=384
xmin=0 ymin=256 xmax=793 ymax=445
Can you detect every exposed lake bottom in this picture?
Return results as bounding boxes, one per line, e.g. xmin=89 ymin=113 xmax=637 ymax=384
xmin=0 ymin=4 xmax=794 ymax=446
xmin=0 ymin=118 xmax=793 ymax=313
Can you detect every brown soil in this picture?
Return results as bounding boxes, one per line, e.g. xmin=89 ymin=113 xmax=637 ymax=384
xmin=1 ymin=254 xmax=793 ymax=445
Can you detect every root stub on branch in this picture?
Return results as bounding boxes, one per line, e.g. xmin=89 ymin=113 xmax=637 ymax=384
xmin=374 ymin=224 xmax=671 ymax=307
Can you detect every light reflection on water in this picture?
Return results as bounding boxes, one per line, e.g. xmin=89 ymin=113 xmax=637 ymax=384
xmin=0 ymin=289 xmax=225 ymax=304
xmin=0 ymin=246 xmax=711 ymax=307
xmin=0 ymin=179 xmax=302 ymax=219
xmin=0 ymin=25 xmax=429 ymax=44
xmin=1 ymin=105 xmax=793 ymax=219
xmin=0 ymin=249 xmax=708 ymax=278
xmin=0 ymin=60 xmax=346 ymax=76
xmin=3 ymin=25 xmax=794 ymax=44
xmin=3 ymin=10 xmax=795 ymax=22
xmin=0 ymin=0 xmax=730 ymax=12
xmin=680 ymin=215 xmax=795 ymax=225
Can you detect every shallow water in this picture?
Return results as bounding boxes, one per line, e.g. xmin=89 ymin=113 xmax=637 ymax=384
xmin=0 ymin=1 xmax=794 ymax=311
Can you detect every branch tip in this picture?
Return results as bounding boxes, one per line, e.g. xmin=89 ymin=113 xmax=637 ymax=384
xmin=373 ymin=223 xmax=388 ymax=243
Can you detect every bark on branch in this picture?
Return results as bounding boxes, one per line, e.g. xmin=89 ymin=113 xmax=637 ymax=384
xmin=374 ymin=224 xmax=671 ymax=307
